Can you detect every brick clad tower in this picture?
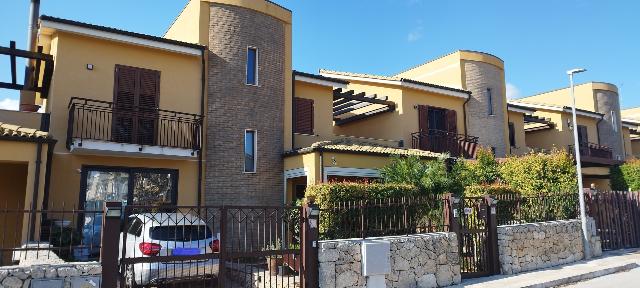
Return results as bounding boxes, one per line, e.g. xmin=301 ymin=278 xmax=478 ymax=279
xmin=204 ymin=1 xmax=292 ymax=206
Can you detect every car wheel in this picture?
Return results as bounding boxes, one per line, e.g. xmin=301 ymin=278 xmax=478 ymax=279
xmin=125 ymin=266 xmax=138 ymax=288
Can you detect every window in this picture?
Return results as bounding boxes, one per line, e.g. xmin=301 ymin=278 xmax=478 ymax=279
xmin=244 ymin=130 xmax=257 ymax=173
xmin=246 ymin=47 xmax=258 ymax=85
xmin=508 ymin=122 xmax=516 ymax=147
xmin=294 ymin=97 xmax=314 ymax=134
xmin=82 ymin=166 xmax=178 ymax=208
xmin=611 ymin=111 xmax=618 ymax=132
xmin=487 ymin=88 xmax=494 ymax=116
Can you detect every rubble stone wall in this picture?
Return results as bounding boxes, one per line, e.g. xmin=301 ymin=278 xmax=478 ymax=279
xmin=0 ymin=262 xmax=101 ymax=288
xmin=318 ymin=232 xmax=461 ymax=288
xmin=497 ymin=218 xmax=602 ymax=275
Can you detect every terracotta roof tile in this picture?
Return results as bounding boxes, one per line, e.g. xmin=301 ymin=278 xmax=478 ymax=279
xmin=288 ymin=138 xmax=445 ymax=158
xmin=0 ymin=122 xmax=49 ymax=139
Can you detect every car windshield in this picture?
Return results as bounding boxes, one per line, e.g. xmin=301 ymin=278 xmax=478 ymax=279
xmin=149 ymin=225 xmax=213 ymax=242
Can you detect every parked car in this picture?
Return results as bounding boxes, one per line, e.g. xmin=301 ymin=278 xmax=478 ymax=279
xmin=119 ymin=213 xmax=219 ymax=287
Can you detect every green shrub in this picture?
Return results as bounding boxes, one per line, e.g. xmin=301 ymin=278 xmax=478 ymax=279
xmin=306 ymin=182 xmax=420 ymax=206
xmin=379 ymin=155 xmax=458 ymax=196
xmin=611 ymin=159 xmax=640 ymax=191
xmin=464 ymin=183 xmax=517 ymax=197
xmin=305 ymin=183 xmax=439 ymax=239
xmin=498 ymin=149 xmax=577 ymax=196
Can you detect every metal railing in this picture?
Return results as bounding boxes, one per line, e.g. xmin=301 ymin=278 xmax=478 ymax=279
xmin=411 ymin=129 xmax=479 ymax=159
xmin=569 ymin=142 xmax=613 ymax=159
xmin=318 ymin=196 xmax=449 ymax=240
xmin=0 ymin=202 xmax=104 ymax=266
xmin=492 ymin=193 xmax=579 ymax=226
xmin=66 ymin=97 xmax=202 ymax=152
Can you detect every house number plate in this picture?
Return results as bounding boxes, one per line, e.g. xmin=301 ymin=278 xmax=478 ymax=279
xmin=464 ymin=208 xmax=473 ymax=215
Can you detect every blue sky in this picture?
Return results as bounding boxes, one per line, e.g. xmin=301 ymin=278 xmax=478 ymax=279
xmin=1 ymin=0 xmax=638 ymax=110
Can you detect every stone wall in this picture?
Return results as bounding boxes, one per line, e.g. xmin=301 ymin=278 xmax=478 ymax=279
xmin=318 ymin=233 xmax=461 ymax=288
xmin=497 ymin=218 xmax=602 ymax=275
xmin=0 ymin=262 xmax=101 ymax=288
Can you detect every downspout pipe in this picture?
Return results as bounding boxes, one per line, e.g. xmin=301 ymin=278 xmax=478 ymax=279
xmin=28 ymin=142 xmax=43 ymax=241
xmin=596 ymin=113 xmax=605 ymax=146
xmin=197 ymin=48 xmax=206 ymax=207
xmin=463 ymin=92 xmax=471 ymax=136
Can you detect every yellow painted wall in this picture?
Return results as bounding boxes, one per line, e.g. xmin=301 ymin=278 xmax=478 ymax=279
xmin=525 ymin=109 xmax=599 ymax=152
xmin=395 ymin=52 xmax=464 ymax=89
xmin=294 ymin=81 xmax=334 ymax=146
xmin=519 ymin=82 xmax=618 ymax=112
xmin=0 ymin=110 xmax=43 ymax=130
xmin=48 ymin=154 xmax=200 ymax=208
xmin=164 ymin=0 xmax=210 ymax=45
xmin=632 ymin=140 xmax=640 ymax=158
xmin=332 ymin=80 xmax=466 ymax=147
xmin=43 ymin=32 xmax=202 ymax=155
xmin=507 ymin=111 xmax=529 ymax=155
xmin=0 ymin=162 xmax=28 ymax=265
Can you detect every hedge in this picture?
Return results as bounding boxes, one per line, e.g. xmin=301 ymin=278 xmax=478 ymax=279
xmin=611 ymin=159 xmax=640 ymax=191
xmin=498 ymin=149 xmax=577 ymax=196
xmin=305 ymin=182 xmax=420 ymax=206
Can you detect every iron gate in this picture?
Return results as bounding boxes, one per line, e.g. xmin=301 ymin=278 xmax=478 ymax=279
xmin=447 ymin=196 xmax=499 ymax=279
xmin=107 ymin=204 xmax=308 ymax=288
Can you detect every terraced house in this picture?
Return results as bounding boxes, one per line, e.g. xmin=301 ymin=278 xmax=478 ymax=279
xmin=509 ymin=82 xmax=639 ymax=189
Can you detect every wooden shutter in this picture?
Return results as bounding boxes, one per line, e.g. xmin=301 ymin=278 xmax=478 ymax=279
xmin=578 ymin=125 xmax=588 ymax=145
xmin=294 ymin=98 xmax=314 ymax=134
xmin=445 ymin=109 xmax=457 ymax=134
xmin=112 ymin=65 xmax=160 ymax=145
xmin=508 ymin=122 xmax=516 ymax=147
xmin=113 ymin=66 xmax=137 ymax=143
xmin=418 ymin=105 xmax=429 ymax=132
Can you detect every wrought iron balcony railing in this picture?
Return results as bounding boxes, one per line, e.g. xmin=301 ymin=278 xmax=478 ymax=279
xmin=66 ymin=97 xmax=202 ymax=152
xmin=411 ymin=130 xmax=479 ymax=159
xmin=569 ymin=142 xmax=613 ymax=160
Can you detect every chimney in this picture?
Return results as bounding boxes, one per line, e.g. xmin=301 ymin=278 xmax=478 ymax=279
xmin=19 ymin=0 xmax=41 ymax=112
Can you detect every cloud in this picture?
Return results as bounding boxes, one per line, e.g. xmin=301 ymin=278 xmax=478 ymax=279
xmin=407 ymin=21 xmax=424 ymax=43
xmin=0 ymin=98 xmax=19 ymax=111
xmin=506 ymin=83 xmax=522 ymax=99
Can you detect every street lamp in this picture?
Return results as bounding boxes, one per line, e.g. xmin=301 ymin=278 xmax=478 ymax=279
xmin=567 ymin=68 xmax=591 ymax=259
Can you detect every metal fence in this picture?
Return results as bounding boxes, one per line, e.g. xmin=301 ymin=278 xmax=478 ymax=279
xmin=0 ymin=202 xmax=104 ymax=266
xmin=114 ymin=204 xmax=304 ymax=288
xmin=318 ymin=196 xmax=449 ymax=240
xmin=493 ymin=193 xmax=579 ymax=226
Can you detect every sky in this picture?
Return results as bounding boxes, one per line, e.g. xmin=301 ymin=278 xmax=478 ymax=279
xmin=1 ymin=0 xmax=639 ymax=110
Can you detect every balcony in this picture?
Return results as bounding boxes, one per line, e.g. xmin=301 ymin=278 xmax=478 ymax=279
xmin=411 ymin=130 xmax=479 ymax=159
xmin=66 ymin=97 xmax=202 ymax=159
xmin=569 ymin=142 xmax=618 ymax=165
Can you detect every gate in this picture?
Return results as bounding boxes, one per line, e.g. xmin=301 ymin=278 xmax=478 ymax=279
xmin=587 ymin=190 xmax=640 ymax=251
xmin=446 ymin=195 xmax=499 ymax=279
xmin=101 ymin=203 xmax=316 ymax=288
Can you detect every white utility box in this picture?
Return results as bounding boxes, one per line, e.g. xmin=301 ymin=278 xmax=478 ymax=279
xmin=361 ymin=240 xmax=391 ymax=276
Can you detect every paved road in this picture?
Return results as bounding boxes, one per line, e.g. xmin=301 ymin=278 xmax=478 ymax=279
xmin=564 ymin=268 xmax=640 ymax=288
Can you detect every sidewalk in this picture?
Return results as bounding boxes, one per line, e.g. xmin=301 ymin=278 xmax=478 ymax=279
xmin=450 ymin=249 xmax=640 ymax=288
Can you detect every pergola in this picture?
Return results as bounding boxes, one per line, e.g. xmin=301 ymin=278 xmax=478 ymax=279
xmin=332 ymin=88 xmax=396 ymax=126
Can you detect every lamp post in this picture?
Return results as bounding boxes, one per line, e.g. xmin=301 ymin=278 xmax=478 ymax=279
xmin=567 ymin=68 xmax=591 ymax=259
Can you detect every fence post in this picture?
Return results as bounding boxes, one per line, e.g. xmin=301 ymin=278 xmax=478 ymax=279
xmin=100 ymin=202 xmax=122 ymax=288
xmin=219 ymin=207 xmax=227 ymax=288
xmin=485 ymin=195 xmax=500 ymax=275
xmin=302 ymin=199 xmax=319 ymax=288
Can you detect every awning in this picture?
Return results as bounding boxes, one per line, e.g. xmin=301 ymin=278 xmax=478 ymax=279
xmin=332 ymin=88 xmax=396 ymax=126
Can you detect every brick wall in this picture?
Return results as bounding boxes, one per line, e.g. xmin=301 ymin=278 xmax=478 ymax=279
xmin=463 ymin=61 xmax=508 ymax=157
xmin=205 ymin=3 xmax=286 ymax=206
xmin=595 ymin=89 xmax=624 ymax=159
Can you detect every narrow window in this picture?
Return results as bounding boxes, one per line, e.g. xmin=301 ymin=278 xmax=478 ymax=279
xmin=246 ymin=47 xmax=258 ymax=85
xmin=244 ymin=130 xmax=257 ymax=173
xmin=611 ymin=111 xmax=618 ymax=132
xmin=508 ymin=122 xmax=516 ymax=147
xmin=294 ymin=97 xmax=314 ymax=134
xmin=487 ymin=88 xmax=494 ymax=116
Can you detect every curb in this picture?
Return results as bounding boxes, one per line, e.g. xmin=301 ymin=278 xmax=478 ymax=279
xmin=523 ymin=262 xmax=640 ymax=288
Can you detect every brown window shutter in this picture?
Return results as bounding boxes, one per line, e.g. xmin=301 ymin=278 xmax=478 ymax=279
xmin=294 ymin=98 xmax=314 ymax=134
xmin=445 ymin=109 xmax=457 ymax=134
xmin=112 ymin=65 xmax=160 ymax=145
xmin=418 ymin=105 xmax=429 ymax=132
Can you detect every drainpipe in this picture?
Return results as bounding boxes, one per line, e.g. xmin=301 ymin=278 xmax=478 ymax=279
xmin=28 ymin=142 xmax=43 ymax=241
xmin=596 ymin=114 xmax=605 ymax=146
xmin=20 ymin=0 xmax=41 ymax=112
xmin=41 ymin=139 xmax=56 ymax=210
xmin=197 ymin=48 xmax=206 ymax=207
xmin=462 ymin=93 xmax=471 ymax=136
xmin=318 ymin=149 xmax=325 ymax=184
